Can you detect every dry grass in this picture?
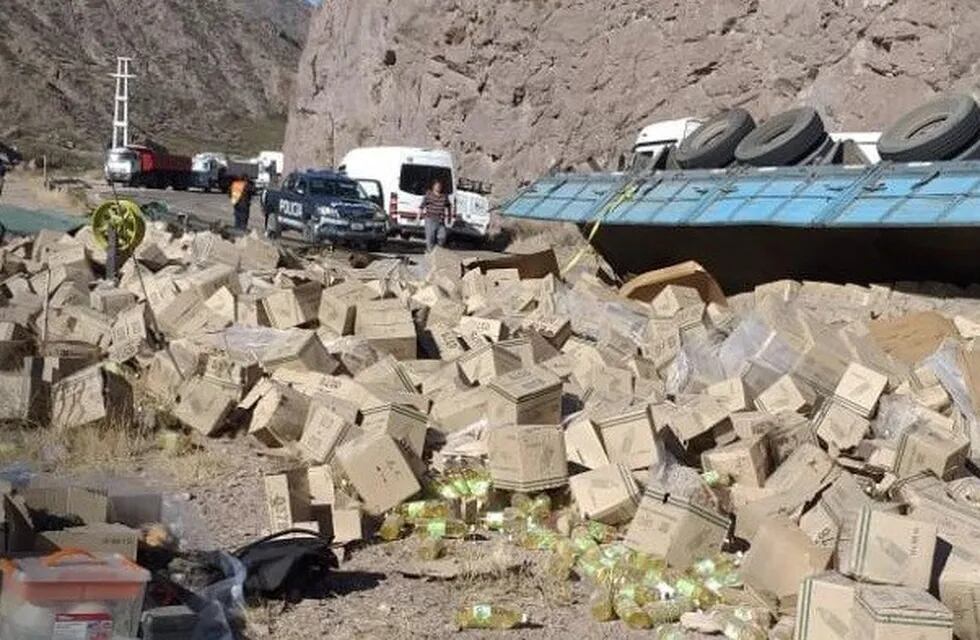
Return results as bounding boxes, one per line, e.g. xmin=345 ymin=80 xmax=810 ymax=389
xmin=27 ymin=173 xmax=91 ymax=213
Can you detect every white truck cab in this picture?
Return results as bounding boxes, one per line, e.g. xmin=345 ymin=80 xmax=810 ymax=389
xmin=339 ymin=146 xmax=491 ymax=240
xmin=829 ymin=132 xmax=882 ymax=164
xmin=633 ymin=117 xmax=704 ymax=168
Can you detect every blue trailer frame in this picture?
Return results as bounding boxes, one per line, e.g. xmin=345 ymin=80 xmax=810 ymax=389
xmin=500 ymin=162 xmax=980 ymax=290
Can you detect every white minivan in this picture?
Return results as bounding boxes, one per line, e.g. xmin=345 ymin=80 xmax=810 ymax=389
xmin=338 ymin=146 xmax=491 ymax=240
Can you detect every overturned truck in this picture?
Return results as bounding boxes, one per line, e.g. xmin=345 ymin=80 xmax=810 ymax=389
xmin=502 ymin=95 xmax=980 ymax=291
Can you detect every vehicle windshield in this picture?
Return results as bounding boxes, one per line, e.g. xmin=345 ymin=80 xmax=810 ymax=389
xmin=399 ymin=164 xmax=454 ymax=196
xmin=108 ymin=149 xmax=135 ymax=162
xmin=307 ymin=176 xmax=368 ymax=200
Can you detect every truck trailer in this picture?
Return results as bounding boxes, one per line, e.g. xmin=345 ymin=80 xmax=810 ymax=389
xmin=105 ymin=145 xmax=192 ymax=190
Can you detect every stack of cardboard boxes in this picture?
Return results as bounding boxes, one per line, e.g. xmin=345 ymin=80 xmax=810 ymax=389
xmin=3 ymin=225 xmax=980 ymax=637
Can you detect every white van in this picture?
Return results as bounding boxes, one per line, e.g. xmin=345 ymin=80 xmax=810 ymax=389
xmin=339 ymin=146 xmax=457 ymax=238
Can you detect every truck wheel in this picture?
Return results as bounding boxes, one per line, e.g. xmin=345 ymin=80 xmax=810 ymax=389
xmin=878 ymin=94 xmax=980 ymax=161
xmin=735 ymin=107 xmax=826 ymax=166
xmin=676 ymin=109 xmax=756 ymax=169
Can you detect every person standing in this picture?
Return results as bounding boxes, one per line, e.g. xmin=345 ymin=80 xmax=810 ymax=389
xmin=421 ymin=179 xmax=451 ymax=251
xmin=229 ymin=176 xmax=253 ymax=230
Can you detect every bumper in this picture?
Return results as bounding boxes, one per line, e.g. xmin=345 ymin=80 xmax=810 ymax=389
xmin=316 ymin=222 xmax=387 ymax=243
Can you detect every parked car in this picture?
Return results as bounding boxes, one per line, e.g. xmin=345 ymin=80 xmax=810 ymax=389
xmin=261 ymin=170 xmax=388 ymax=249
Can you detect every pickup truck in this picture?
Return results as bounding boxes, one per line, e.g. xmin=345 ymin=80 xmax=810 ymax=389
xmin=261 ymin=170 xmax=388 ymax=249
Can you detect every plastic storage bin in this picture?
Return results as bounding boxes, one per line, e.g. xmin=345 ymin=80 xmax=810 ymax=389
xmin=1 ymin=549 xmax=150 ymax=640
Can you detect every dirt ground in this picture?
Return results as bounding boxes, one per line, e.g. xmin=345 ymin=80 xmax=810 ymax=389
xmin=1 ymin=433 xmax=664 ymax=640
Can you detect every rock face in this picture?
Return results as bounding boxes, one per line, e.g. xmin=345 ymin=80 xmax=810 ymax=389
xmin=0 ymin=0 xmax=310 ymax=165
xmin=285 ymin=0 xmax=980 ymax=199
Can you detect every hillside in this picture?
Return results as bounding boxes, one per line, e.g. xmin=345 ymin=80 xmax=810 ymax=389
xmin=285 ymin=0 xmax=980 ymax=198
xmin=0 ymin=0 xmax=311 ymax=166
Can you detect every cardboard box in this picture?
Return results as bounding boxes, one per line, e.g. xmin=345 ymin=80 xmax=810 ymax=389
xmin=457 ymin=343 xmax=522 ymax=386
xmin=619 ymin=260 xmax=727 ymax=307
xmin=430 ymin=386 xmax=489 ymax=433
xmin=766 ymin=412 xmax=819 ymax=465
xmin=260 ymin=329 xmax=339 ymax=375
xmin=487 ymin=424 xmax=568 ymax=492
xmin=706 ymin=378 xmax=748 ymax=413
xmin=755 ymin=375 xmax=813 ymax=415
xmin=741 ymin=517 xmax=832 ymax=607
xmin=868 ymin=311 xmax=957 ymax=365
xmin=660 ymin=395 xmax=730 ymax=443
xmin=248 ymin=383 xmax=311 ymax=447
xmin=423 ymin=323 xmax=466 ymax=360
xmin=592 ymin=405 xmax=662 ymax=471
xmin=650 ymin=284 xmax=704 ymax=319
xmin=814 ymin=399 xmax=870 ymax=451
xmin=568 ymin=464 xmax=641 ymax=525
xmin=735 ymin=453 xmax=837 ymax=541
xmin=938 ymin=545 xmax=980 ymax=640
xmin=846 ymin=508 xmax=937 ymax=589
xmin=896 ymin=475 xmax=980 ymax=550
xmin=702 ymin=436 xmax=770 ymax=487
xmin=335 ymin=433 xmax=421 ymax=515
xmin=173 ymin=376 xmax=238 ymax=436
xmin=264 ymin=470 xmax=311 ymax=531
xmin=298 ymin=403 xmax=356 ymax=464
xmin=486 ymin=366 xmax=562 ymax=427
xmin=457 ymin=315 xmax=505 ymax=342
xmin=834 ymin=362 xmax=888 ymax=418
xmin=202 ymin=353 xmax=260 ymax=397
xmin=331 ymin=507 xmax=364 ymax=544
xmin=355 ymin=300 xmax=417 ymax=360
xmin=625 ymin=486 xmax=729 ymax=568
xmin=22 ymin=486 xmax=108 ymax=525
xmin=50 ymin=364 xmax=133 ymax=431
xmin=799 ymin=472 xmax=875 ymax=556
xmin=729 ymin=411 xmax=777 ymax=440
xmin=851 ymin=585 xmax=953 ymax=640
xmin=318 ymin=280 xmax=373 ymax=335
xmin=359 ymin=403 xmax=428 ymax=458
xmin=793 ymin=571 xmax=857 ymax=640
xmin=564 ymin=413 xmax=610 ymax=470
xmin=38 ymin=523 xmax=140 ymax=560
xmin=893 ymin=422 xmax=970 ymax=480
xmin=522 ymin=314 xmax=572 ymax=349
xmin=261 ymin=282 xmax=322 ymax=329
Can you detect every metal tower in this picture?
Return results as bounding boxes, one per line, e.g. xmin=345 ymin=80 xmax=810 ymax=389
xmin=110 ymin=57 xmax=135 ymax=149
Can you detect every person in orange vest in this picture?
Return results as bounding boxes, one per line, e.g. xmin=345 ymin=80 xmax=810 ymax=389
xmin=230 ymin=175 xmax=254 ymax=230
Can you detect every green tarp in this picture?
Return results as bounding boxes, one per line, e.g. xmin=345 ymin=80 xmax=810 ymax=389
xmin=0 ymin=204 xmax=84 ymax=235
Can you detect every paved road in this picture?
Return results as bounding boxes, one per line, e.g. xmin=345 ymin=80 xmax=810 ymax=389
xmin=92 ymin=185 xmax=431 ymax=256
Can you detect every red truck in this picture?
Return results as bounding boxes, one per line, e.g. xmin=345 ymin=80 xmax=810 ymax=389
xmin=104 ymin=145 xmax=193 ymax=190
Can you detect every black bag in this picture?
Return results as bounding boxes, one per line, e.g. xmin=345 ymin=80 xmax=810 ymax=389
xmin=234 ymin=529 xmax=339 ymax=603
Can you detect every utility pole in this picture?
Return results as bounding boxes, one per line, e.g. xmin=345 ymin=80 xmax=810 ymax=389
xmin=110 ymin=56 xmax=135 ymax=149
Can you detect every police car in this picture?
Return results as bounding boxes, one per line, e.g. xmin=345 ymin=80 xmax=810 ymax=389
xmin=261 ymin=170 xmax=388 ymax=249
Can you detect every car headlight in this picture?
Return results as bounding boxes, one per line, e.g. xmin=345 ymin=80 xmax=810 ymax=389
xmin=317 ymin=205 xmax=339 ymax=219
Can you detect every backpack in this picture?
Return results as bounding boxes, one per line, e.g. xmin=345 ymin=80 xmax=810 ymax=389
xmin=233 ymin=529 xmax=339 ymax=603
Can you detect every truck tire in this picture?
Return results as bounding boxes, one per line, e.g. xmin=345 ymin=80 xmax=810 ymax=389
xmin=878 ymin=94 xmax=980 ymax=161
xmin=735 ymin=107 xmax=826 ymax=166
xmin=676 ymin=109 xmax=756 ymax=169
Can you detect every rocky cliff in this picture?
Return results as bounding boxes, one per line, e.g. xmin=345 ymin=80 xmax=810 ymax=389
xmin=0 ymin=0 xmax=310 ymax=166
xmin=285 ymin=0 xmax=980 ymax=198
